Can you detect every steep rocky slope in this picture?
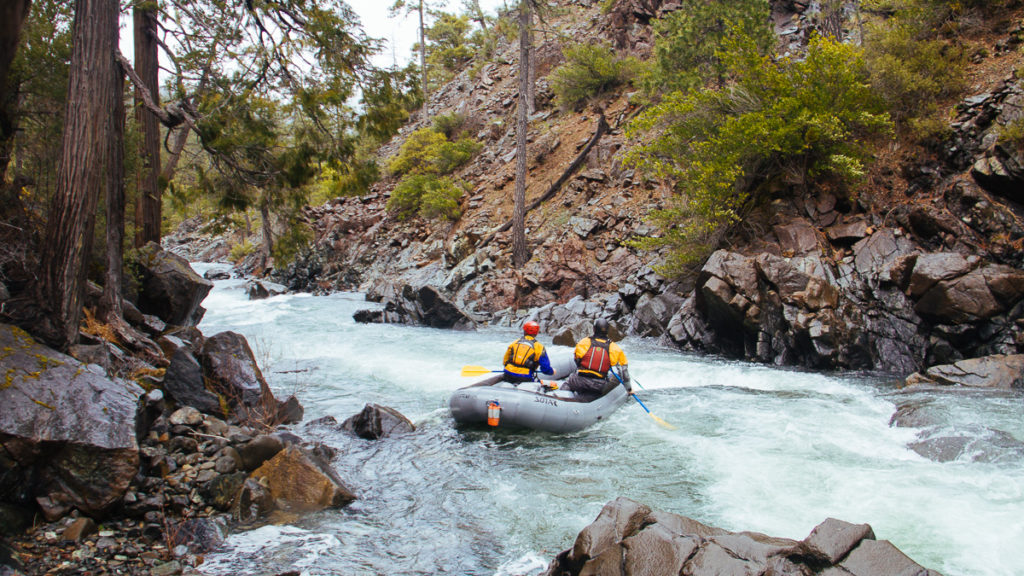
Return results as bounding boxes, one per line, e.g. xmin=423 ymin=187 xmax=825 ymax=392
xmin=260 ymin=0 xmax=1024 ymax=376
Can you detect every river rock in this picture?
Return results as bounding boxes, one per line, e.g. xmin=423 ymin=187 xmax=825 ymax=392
xmin=236 ymin=434 xmax=285 ymax=471
xmin=200 ymin=331 xmax=279 ymax=424
xmin=341 ymin=404 xmax=415 ymax=439
xmin=134 ymin=242 xmax=213 ymax=327
xmin=249 ymin=445 xmax=356 ymax=513
xmin=543 ymin=497 xmax=939 ymax=576
xmin=0 ymin=324 xmax=141 ymax=519
xmin=356 ymin=283 xmax=476 ymax=329
xmin=904 ymin=354 xmax=1024 ymax=389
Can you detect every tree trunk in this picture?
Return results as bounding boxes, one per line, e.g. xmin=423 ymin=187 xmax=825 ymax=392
xmin=419 ymin=0 xmax=428 ymax=107
xmin=39 ymin=0 xmax=119 ymax=350
xmin=98 ymin=66 xmax=125 ymax=322
xmin=160 ymin=125 xmax=190 ymax=190
xmin=259 ymin=198 xmax=274 ymax=273
xmin=133 ymin=3 xmax=161 ymax=247
xmin=512 ymin=0 xmax=531 ymax=268
xmin=0 ymin=0 xmax=32 ymax=182
xmin=526 ymin=4 xmax=535 ymax=115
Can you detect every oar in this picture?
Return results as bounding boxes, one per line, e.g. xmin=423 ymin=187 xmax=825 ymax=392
xmin=461 ymin=365 xmax=501 ymax=377
xmin=611 ymin=369 xmax=676 ymax=430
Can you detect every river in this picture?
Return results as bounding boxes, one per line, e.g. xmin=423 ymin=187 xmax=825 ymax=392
xmin=191 ymin=266 xmax=1024 ymax=576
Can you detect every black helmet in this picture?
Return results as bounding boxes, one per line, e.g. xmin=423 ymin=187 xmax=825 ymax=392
xmin=593 ymin=318 xmax=609 ymax=338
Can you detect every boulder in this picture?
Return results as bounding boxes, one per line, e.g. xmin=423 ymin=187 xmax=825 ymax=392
xmin=162 ymin=348 xmax=222 ymax=416
xmin=245 ymin=279 xmax=287 ymax=300
xmin=355 ymin=284 xmax=475 ymax=329
xmin=905 ymin=354 xmax=1024 ymax=389
xmin=134 ymin=242 xmax=213 ymax=327
xmin=342 ymin=404 xmax=416 ymax=439
xmin=248 ymin=445 xmax=356 ymax=513
xmin=236 ymin=434 xmax=286 ymax=471
xmin=0 ymin=324 xmax=141 ymax=519
xmin=543 ymin=497 xmax=938 ymax=576
xmin=200 ymin=331 xmax=278 ymax=424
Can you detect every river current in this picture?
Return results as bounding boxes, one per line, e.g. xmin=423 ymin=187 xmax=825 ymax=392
xmin=192 ymin=266 xmax=1024 ymax=576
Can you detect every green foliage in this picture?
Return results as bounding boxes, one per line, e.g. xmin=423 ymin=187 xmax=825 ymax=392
xmin=388 ymin=127 xmax=480 ymax=176
xmin=426 ymin=13 xmax=476 ymax=87
xmin=863 ymin=16 xmax=966 ymax=138
xmin=549 ymin=43 xmax=638 ymax=111
xmin=626 ymin=33 xmax=892 ymax=274
xmin=358 ymin=64 xmax=423 ymax=144
xmin=644 ymin=0 xmax=772 ymax=94
xmin=386 ymin=124 xmax=479 ymax=221
xmin=229 ymin=240 xmax=255 ymax=263
xmin=388 ymin=174 xmax=464 ymax=221
xmin=998 ymin=114 xmax=1024 ymax=153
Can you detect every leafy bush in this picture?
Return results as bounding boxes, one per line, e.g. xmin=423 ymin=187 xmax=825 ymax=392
xmin=387 ymin=174 xmax=464 ymax=221
xmin=549 ymin=43 xmax=637 ymax=111
xmin=626 ymin=33 xmax=891 ymax=274
xmin=644 ymin=0 xmax=772 ymax=94
xmin=863 ymin=18 xmax=965 ymax=137
xmin=229 ymin=240 xmax=255 ymax=263
xmin=386 ymin=125 xmax=479 ymax=221
xmin=388 ymin=128 xmax=480 ymax=177
xmin=999 ymin=115 xmax=1024 ymax=152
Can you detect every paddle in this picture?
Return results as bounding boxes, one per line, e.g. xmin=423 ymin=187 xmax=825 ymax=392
xmin=461 ymin=365 xmax=501 ymax=377
xmin=611 ymin=369 xmax=676 ymax=430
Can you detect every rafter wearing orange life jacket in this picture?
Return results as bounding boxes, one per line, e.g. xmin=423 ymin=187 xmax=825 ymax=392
xmin=574 ymin=336 xmax=627 ymax=379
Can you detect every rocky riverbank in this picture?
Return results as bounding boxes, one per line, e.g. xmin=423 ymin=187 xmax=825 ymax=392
xmin=165 ymin=0 xmax=1024 ymax=380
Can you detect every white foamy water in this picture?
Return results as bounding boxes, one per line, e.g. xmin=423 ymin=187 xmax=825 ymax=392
xmin=193 ymin=265 xmax=1024 ymax=576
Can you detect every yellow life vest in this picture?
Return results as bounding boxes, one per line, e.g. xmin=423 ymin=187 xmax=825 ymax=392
xmin=504 ymin=337 xmax=540 ymax=377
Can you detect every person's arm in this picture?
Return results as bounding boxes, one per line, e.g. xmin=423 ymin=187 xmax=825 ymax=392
xmin=573 ymin=338 xmax=589 ymax=366
xmin=537 ymin=346 xmax=554 ymax=375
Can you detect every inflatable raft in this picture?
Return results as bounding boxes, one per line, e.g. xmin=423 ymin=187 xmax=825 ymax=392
xmin=449 ymin=357 xmax=630 ymax=433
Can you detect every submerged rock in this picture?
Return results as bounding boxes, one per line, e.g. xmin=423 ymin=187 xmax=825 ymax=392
xmin=341 ymin=404 xmax=416 ymax=439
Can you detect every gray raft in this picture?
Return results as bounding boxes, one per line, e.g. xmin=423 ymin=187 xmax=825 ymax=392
xmin=449 ymin=357 xmax=630 ymax=433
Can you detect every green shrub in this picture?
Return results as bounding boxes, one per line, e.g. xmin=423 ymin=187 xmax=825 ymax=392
xmin=549 ymin=42 xmax=637 ymax=111
xmin=387 ymin=174 xmax=465 ymax=221
xmin=999 ymin=115 xmax=1024 ymax=152
xmin=644 ymin=0 xmax=772 ymax=94
xmin=433 ymin=112 xmax=468 ymax=139
xmin=388 ymin=128 xmax=481 ymax=177
xmin=626 ymin=33 xmax=891 ymax=274
xmin=864 ymin=18 xmax=965 ymax=134
xmin=229 ymin=240 xmax=254 ymax=263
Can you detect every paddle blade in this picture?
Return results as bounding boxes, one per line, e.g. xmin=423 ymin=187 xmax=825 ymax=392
xmin=649 ymin=414 xmax=677 ymax=430
xmin=461 ymin=365 xmax=497 ymax=377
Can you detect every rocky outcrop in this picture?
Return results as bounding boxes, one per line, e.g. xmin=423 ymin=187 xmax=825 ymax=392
xmin=341 ymin=403 xmax=416 ymax=439
xmin=134 ymin=242 xmax=213 ymax=327
xmin=0 ymin=324 xmax=141 ymax=520
xmin=904 ymin=354 xmax=1024 ymax=390
xmin=544 ymin=497 xmax=940 ymax=576
xmin=355 ymin=283 xmax=476 ymax=329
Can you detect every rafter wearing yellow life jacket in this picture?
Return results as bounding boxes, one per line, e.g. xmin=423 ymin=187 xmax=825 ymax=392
xmin=503 ymin=321 xmax=554 ymax=382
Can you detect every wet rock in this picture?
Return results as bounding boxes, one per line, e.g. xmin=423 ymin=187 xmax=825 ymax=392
xmin=249 ymin=446 xmax=356 ymax=513
xmin=162 ymin=349 xmax=222 ymax=416
xmin=201 ymin=331 xmax=279 ymax=423
xmin=134 ymin=242 xmax=213 ymax=327
xmin=167 ymin=517 xmax=226 ymax=554
xmin=905 ymin=354 xmax=1024 ymax=389
xmin=544 ymin=497 xmax=938 ymax=576
xmin=0 ymin=324 xmax=141 ymax=520
xmin=246 ymin=279 xmax=287 ymax=300
xmin=236 ymin=434 xmax=285 ymax=471
xmin=341 ymin=404 xmax=416 ymax=439
xmin=200 ymin=472 xmax=247 ymax=511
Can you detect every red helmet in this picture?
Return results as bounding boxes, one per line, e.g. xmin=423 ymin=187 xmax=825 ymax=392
xmin=523 ymin=321 xmax=540 ymax=336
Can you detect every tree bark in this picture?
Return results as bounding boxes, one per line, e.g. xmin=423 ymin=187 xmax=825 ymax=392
xmin=39 ymin=0 xmax=119 ymax=350
xmin=98 ymin=66 xmax=125 ymax=322
xmin=512 ymin=0 xmax=531 ymax=268
xmin=133 ymin=3 xmax=161 ymax=247
xmin=526 ymin=5 xmax=535 ymax=114
xmin=259 ymin=197 xmax=274 ymax=273
xmin=160 ymin=125 xmax=190 ymax=189
xmin=0 ymin=0 xmax=32 ymax=182
xmin=419 ymin=0 xmax=428 ymax=107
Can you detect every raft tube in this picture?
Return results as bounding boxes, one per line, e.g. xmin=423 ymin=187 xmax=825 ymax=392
xmin=449 ymin=357 xmax=630 ymax=433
